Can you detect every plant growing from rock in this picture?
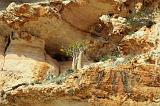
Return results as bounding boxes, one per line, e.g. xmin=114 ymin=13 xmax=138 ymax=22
xmin=45 ymin=68 xmax=74 ymax=84
xmin=65 ymin=41 xmax=87 ymax=70
xmin=94 ymin=55 xmax=110 ymax=62
xmin=94 ymin=49 xmax=120 ymax=62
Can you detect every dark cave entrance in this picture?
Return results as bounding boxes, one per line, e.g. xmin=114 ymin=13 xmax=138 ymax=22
xmin=45 ymin=47 xmax=71 ymax=62
xmin=51 ymin=52 xmax=70 ymax=62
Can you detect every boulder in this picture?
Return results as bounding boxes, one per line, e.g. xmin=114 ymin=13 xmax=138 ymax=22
xmin=119 ymin=26 xmax=157 ymax=55
xmin=1 ymin=35 xmax=59 ymax=88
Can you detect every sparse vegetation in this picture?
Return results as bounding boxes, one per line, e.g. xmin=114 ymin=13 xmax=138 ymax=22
xmin=94 ymin=50 xmax=120 ymax=62
xmin=126 ymin=5 xmax=157 ymax=29
xmin=45 ymin=68 xmax=74 ymax=84
xmin=127 ymin=31 xmax=135 ymax=35
xmin=94 ymin=55 xmax=117 ymax=62
xmin=63 ymin=40 xmax=88 ymax=70
xmin=94 ymin=55 xmax=110 ymax=62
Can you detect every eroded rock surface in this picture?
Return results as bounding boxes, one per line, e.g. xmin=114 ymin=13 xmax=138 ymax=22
xmin=2 ymin=53 xmax=160 ymax=106
xmin=0 ymin=33 xmax=59 ymax=90
xmin=0 ymin=0 xmax=160 ymax=106
xmin=120 ymin=21 xmax=160 ymax=54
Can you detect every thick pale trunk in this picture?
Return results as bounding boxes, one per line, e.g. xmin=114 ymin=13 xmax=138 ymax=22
xmin=72 ymin=55 xmax=76 ymax=70
xmin=75 ymin=52 xmax=79 ymax=70
xmin=77 ymin=51 xmax=83 ymax=69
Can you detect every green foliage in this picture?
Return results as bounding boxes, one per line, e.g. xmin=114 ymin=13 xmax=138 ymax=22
xmin=94 ymin=55 xmax=110 ymax=62
xmin=60 ymin=40 xmax=88 ymax=70
xmin=94 ymin=55 xmax=118 ymax=62
xmin=112 ymin=50 xmax=120 ymax=58
xmin=94 ymin=50 xmax=120 ymax=62
xmin=45 ymin=69 xmax=74 ymax=84
xmin=65 ymin=68 xmax=74 ymax=74
xmin=127 ymin=31 xmax=135 ymax=35
xmin=65 ymin=40 xmax=88 ymax=57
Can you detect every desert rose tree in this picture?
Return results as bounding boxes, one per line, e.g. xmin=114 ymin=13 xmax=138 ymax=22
xmin=65 ymin=41 xmax=87 ymax=70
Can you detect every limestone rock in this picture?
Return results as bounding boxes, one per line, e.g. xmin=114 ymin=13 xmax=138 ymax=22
xmin=1 ymin=35 xmax=59 ymax=88
xmin=0 ymin=0 xmax=159 ymax=106
xmin=2 ymin=53 xmax=160 ymax=106
xmin=119 ymin=25 xmax=159 ymax=55
xmin=46 ymin=54 xmax=60 ymax=77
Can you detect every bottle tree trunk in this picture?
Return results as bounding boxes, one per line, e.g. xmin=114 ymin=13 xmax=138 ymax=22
xmin=72 ymin=53 xmax=76 ymax=70
xmin=75 ymin=52 xmax=79 ymax=70
xmin=77 ymin=51 xmax=83 ymax=69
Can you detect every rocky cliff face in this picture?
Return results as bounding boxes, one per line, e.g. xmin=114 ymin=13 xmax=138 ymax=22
xmin=0 ymin=0 xmax=160 ymax=106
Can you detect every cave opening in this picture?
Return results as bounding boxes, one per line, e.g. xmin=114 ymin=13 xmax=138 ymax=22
xmin=51 ymin=52 xmax=70 ymax=62
xmin=45 ymin=47 xmax=71 ymax=62
xmin=45 ymin=47 xmax=73 ymax=74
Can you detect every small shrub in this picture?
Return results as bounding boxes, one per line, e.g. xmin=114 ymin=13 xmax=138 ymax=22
xmin=94 ymin=55 xmax=110 ymax=62
xmin=112 ymin=50 xmax=120 ymax=58
xmin=45 ymin=68 xmax=75 ymax=84
xmin=94 ymin=49 xmax=120 ymax=62
xmin=66 ymin=68 xmax=74 ymax=74
xmin=127 ymin=31 xmax=135 ymax=35
xmin=98 ymin=55 xmax=110 ymax=62
xmin=94 ymin=53 xmax=120 ymax=62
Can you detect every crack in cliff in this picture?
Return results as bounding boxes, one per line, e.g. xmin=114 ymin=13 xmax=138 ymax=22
xmin=2 ymin=33 xmax=12 ymax=71
xmin=4 ymin=35 xmax=11 ymax=55
xmin=0 ymin=82 xmax=30 ymax=104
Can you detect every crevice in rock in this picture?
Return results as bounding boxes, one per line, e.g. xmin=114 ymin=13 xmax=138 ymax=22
xmin=0 ymin=82 xmax=30 ymax=104
xmin=1 ymin=33 xmax=12 ymax=71
xmin=4 ymin=83 xmax=29 ymax=92
xmin=4 ymin=34 xmax=11 ymax=55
